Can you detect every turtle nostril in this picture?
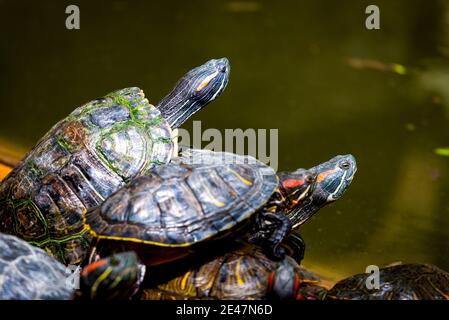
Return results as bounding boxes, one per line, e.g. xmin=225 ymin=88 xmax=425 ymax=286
xmin=220 ymin=65 xmax=227 ymax=73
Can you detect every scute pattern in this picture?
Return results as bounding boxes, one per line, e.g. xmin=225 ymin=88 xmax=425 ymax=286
xmin=0 ymin=233 xmax=73 ymax=300
xmin=85 ymin=151 xmax=277 ymax=246
xmin=328 ymin=263 xmax=449 ymax=300
xmin=141 ymin=245 xmax=314 ymax=300
xmin=0 ymin=87 xmax=173 ymax=264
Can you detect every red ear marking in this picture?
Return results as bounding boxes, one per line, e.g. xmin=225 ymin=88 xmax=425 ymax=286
xmin=81 ymin=259 xmax=108 ymax=276
xmin=267 ymin=271 xmax=275 ymax=292
xmin=294 ymin=273 xmax=300 ymax=293
xmin=282 ymin=179 xmax=305 ymax=189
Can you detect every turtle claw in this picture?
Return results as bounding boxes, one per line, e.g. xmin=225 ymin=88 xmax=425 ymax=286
xmin=247 ymin=233 xmax=286 ymax=261
xmin=282 ymin=231 xmax=306 ymax=264
xmin=267 ymin=244 xmax=286 ymax=261
xmin=250 ymin=211 xmax=292 ymax=261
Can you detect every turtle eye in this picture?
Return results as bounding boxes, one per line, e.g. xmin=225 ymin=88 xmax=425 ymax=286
xmin=110 ymin=257 xmax=120 ymax=267
xmin=339 ymin=161 xmax=351 ymax=170
xmin=305 ymin=174 xmax=314 ymax=184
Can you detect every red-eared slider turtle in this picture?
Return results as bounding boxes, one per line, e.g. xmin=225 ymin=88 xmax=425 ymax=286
xmin=327 ymin=263 xmax=449 ymax=300
xmin=82 ymin=150 xmax=326 ymax=266
xmin=78 ymin=153 xmax=356 ymax=300
xmin=140 ymin=244 xmax=326 ymax=300
xmin=182 ymin=150 xmax=358 ymax=260
xmin=286 ymin=154 xmax=357 ymax=229
xmin=79 ymin=251 xmax=145 ymax=300
xmin=83 ymin=151 xmax=356 ymax=266
xmin=0 ymin=58 xmax=230 ymax=265
xmin=140 ymin=154 xmax=356 ymax=300
xmin=0 ymin=233 xmax=74 ymax=300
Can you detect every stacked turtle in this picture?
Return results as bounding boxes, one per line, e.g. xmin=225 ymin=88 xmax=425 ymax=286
xmin=2 ymin=57 xmax=443 ymax=301
xmin=0 ymin=57 xmax=355 ymax=300
xmin=0 ymin=58 xmax=230 ymax=265
xmin=0 ymin=140 xmax=357 ymax=299
xmin=3 ymin=231 xmax=449 ymax=300
xmin=78 ymin=149 xmax=357 ymax=300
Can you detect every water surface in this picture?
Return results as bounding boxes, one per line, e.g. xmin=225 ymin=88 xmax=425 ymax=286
xmin=1 ymin=0 xmax=449 ymax=281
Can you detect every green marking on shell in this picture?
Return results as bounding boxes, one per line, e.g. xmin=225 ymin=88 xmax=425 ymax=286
xmin=0 ymin=87 xmax=174 ymax=266
xmin=94 ymin=119 xmax=153 ymax=178
xmin=28 ymin=228 xmax=88 ymax=247
xmin=110 ymin=94 xmax=134 ymax=109
xmin=145 ymin=114 xmax=163 ymax=127
xmin=55 ymin=135 xmax=75 ymax=153
xmin=128 ymin=102 xmax=151 ymax=123
xmin=12 ymin=199 xmax=49 ymax=235
xmin=157 ymin=137 xmax=172 ymax=144
xmin=95 ymin=144 xmax=124 ymax=178
xmin=29 ymin=161 xmax=42 ymax=177
xmin=149 ymin=159 xmax=165 ymax=166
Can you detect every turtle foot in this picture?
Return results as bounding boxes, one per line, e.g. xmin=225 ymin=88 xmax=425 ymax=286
xmin=250 ymin=211 xmax=292 ymax=261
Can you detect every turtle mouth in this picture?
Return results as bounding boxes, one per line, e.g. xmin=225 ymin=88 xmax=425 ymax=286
xmin=326 ymin=169 xmax=350 ymax=201
xmin=296 ymin=184 xmax=313 ymax=204
xmin=346 ymin=166 xmax=357 ymax=182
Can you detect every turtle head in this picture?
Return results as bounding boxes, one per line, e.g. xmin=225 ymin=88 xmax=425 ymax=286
xmin=80 ymin=251 xmax=146 ymax=300
xmin=267 ymin=257 xmax=326 ymax=300
xmin=286 ymin=154 xmax=357 ymax=228
xmin=156 ymin=57 xmax=230 ymax=128
xmin=278 ymin=169 xmax=316 ymax=206
xmin=311 ymin=154 xmax=357 ymax=202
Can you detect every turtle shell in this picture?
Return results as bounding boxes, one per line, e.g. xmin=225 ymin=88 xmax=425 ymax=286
xmin=140 ymin=244 xmax=321 ymax=300
xmin=84 ymin=151 xmax=277 ymax=248
xmin=0 ymin=87 xmax=173 ymax=264
xmin=327 ymin=263 xmax=449 ymax=300
xmin=0 ymin=233 xmax=74 ymax=300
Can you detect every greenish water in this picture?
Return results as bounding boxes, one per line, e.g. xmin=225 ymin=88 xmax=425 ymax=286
xmin=1 ymin=0 xmax=449 ymax=280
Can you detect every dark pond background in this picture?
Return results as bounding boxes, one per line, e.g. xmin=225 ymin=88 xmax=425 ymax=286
xmin=1 ymin=0 xmax=449 ymax=280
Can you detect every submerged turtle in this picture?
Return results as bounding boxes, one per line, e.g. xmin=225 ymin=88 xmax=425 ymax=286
xmin=83 ymin=150 xmax=356 ymax=267
xmin=0 ymin=233 xmax=74 ymax=300
xmin=327 ymin=263 xmax=449 ymax=300
xmin=0 ymin=58 xmax=230 ymax=265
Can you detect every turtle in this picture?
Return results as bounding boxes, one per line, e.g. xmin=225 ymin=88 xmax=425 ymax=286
xmin=77 ymin=244 xmax=326 ymax=300
xmin=327 ymin=263 xmax=449 ymax=300
xmin=147 ymin=245 xmax=326 ymax=300
xmin=82 ymin=150 xmax=316 ymax=266
xmin=0 ymin=232 xmax=75 ymax=300
xmin=0 ymin=58 xmax=230 ymax=265
xmin=78 ymin=251 xmax=145 ymax=300
xmin=82 ymin=150 xmax=356 ymax=268
xmin=78 ymin=152 xmax=356 ymax=300
xmin=285 ymin=153 xmax=358 ymax=229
